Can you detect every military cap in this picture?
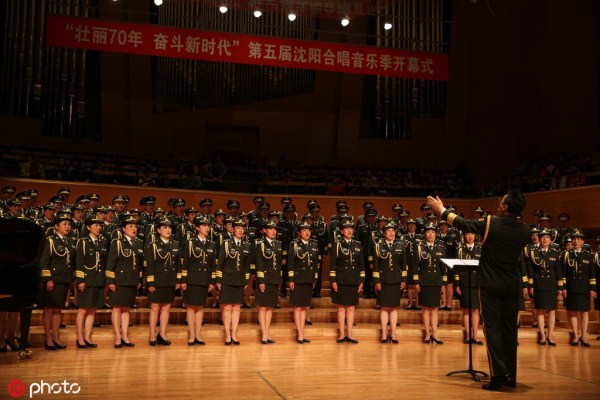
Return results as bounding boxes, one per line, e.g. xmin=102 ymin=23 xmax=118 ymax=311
xmin=301 ymin=213 xmax=314 ymax=221
xmin=423 ymin=222 xmax=437 ymax=232
xmin=563 ymin=235 xmax=573 ymax=244
xmin=337 ymin=204 xmax=349 ymax=213
xmin=199 ymin=198 xmax=213 ymax=207
xmin=362 ymin=201 xmax=374 ymax=209
xmin=53 ymin=212 xmax=72 ymax=224
xmin=284 ymin=204 xmax=296 ymax=213
xmin=155 ymin=217 xmax=172 ymax=228
xmin=530 ymin=227 xmax=540 ymax=234
xmin=226 ymin=199 xmax=240 ymax=209
xmin=298 ymin=221 xmax=312 ymax=231
xmin=93 ymin=206 xmax=106 ymax=214
xmin=57 ymin=188 xmax=71 ymax=195
xmin=224 ymin=216 xmax=235 ymax=225
xmin=438 ymin=219 xmax=449 ymax=225
xmin=558 ymin=213 xmax=570 ymax=221
xmin=85 ymin=216 xmax=104 ymax=226
xmin=377 ymin=215 xmax=388 ymax=222
xmin=406 ymin=218 xmax=417 ymax=225
xmin=474 ymin=206 xmax=484 ymax=214
xmin=539 ymin=229 xmax=552 ymax=237
xmin=340 ymin=220 xmax=354 ymax=229
xmin=2 ymin=185 xmax=16 ymax=194
xmin=259 ymin=202 xmax=271 ymax=211
xmin=252 ymin=195 xmax=265 ymax=203
xmin=173 ymin=198 xmax=185 ymax=207
xmin=152 ymin=208 xmax=166 ymax=216
xmin=532 ymin=209 xmax=544 ymax=217
xmin=539 ymin=213 xmax=551 ymax=221
xmin=105 ymin=206 xmax=116 ymax=212
xmin=214 ymin=209 xmax=226 ymax=217
xmin=239 ymin=211 xmax=248 ymax=219
xmin=16 ymin=191 xmax=31 ymax=200
xmin=571 ymin=229 xmax=584 ymax=238
xmin=280 ymin=196 xmax=293 ymax=205
xmin=383 ymin=221 xmax=397 ymax=231
xmin=6 ymin=199 xmax=22 ymax=207
xmin=391 ymin=204 xmax=403 ymax=212
xmin=185 ymin=207 xmax=198 ymax=215
xmin=88 ymin=193 xmax=100 ymax=201
xmin=420 ymin=203 xmax=432 ymax=211
xmin=447 ymin=205 xmax=457 ymax=212
xmin=140 ymin=196 xmax=156 ymax=205
xmin=463 ymin=226 xmax=477 ymax=234
xmin=335 ymin=200 xmax=347 ymax=207
xmin=43 ymin=202 xmax=57 ymax=210
xmin=264 ymin=220 xmax=278 ymax=229
xmin=193 ymin=216 xmax=211 ymax=226
xmin=426 ymin=212 xmax=438 ymax=220
xmin=76 ymin=195 xmax=91 ymax=203
xmin=306 ymin=199 xmax=319 ymax=209
xmin=339 ymin=213 xmax=352 ymax=221
xmin=233 ymin=219 xmax=246 ymax=227
xmin=128 ymin=208 xmax=140 ymax=215
xmin=29 ymin=189 xmax=39 ymax=197
xmin=167 ymin=198 xmax=177 ymax=207
xmin=120 ymin=215 xmax=138 ymax=227
xmin=309 ymin=205 xmax=321 ymax=212
xmin=61 ymin=207 xmax=73 ymax=215
xmin=71 ymin=204 xmax=84 ymax=212
xmin=123 ymin=194 xmax=130 ymax=203
xmin=268 ymin=210 xmax=279 ymax=219
xmin=399 ymin=210 xmax=410 ymax=217
xmin=595 ymin=236 xmax=600 ymax=244
xmin=365 ymin=208 xmax=377 ymax=217
xmin=49 ymin=195 xmax=63 ymax=204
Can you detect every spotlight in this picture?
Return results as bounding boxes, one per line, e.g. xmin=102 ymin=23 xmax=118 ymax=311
xmin=219 ymin=6 xmax=228 ymax=14
xmin=288 ymin=13 xmax=296 ymax=21
xmin=154 ymin=0 xmax=162 ymax=5
xmin=384 ymin=22 xmax=392 ymax=30
xmin=341 ymin=18 xmax=350 ymax=27
xmin=254 ymin=10 xmax=262 ymax=18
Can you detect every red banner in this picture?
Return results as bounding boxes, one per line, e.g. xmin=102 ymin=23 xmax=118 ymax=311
xmin=46 ymin=15 xmax=448 ymax=81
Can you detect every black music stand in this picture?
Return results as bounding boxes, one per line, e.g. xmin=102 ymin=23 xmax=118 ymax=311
xmin=442 ymin=259 xmax=488 ymax=382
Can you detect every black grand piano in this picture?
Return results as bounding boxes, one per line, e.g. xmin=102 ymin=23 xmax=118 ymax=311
xmin=0 ymin=218 xmax=44 ymax=359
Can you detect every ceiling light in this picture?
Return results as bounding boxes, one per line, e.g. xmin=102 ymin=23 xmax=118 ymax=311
xmin=384 ymin=22 xmax=392 ymax=30
xmin=219 ymin=6 xmax=228 ymax=14
xmin=341 ymin=18 xmax=350 ymax=27
xmin=288 ymin=13 xmax=296 ymax=21
xmin=154 ymin=0 xmax=162 ymax=6
xmin=254 ymin=10 xmax=262 ymax=18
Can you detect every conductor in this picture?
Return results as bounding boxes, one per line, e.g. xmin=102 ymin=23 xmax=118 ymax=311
xmin=427 ymin=191 xmax=530 ymax=391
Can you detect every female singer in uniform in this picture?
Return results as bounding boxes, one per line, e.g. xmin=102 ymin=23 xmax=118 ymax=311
xmin=74 ymin=217 xmax=108 ymax=348
xmin=40 ymin=212 xmax=76 ymax=350
xmin=255 ymin=220 xmax=284 ymax=344
xmin=562 ymin=229 xmax=597 ymax=346
xmin=527 ymin=229 xmax=563 ymax=345
xmin=455 ymin=229 xmax=483 ymax=344
xmin=411 ymin=222 xmax=446 ymax=344
xmin=145 ymin=217 xmax=180 ymax=346
xmin=330 ymin=219 xmax=365 ymax=343
xmin=288 ymin=222 xmax=320 ymax=344
xmin=216 ymin=219 xmax=251 ymax=345
xmin=106 ymin=215 xmax=144 ymax=348
xmin=180 ymin=216 xmax=216 ymax=345
xmin=373 ymin=221 xmax=408 ymax=343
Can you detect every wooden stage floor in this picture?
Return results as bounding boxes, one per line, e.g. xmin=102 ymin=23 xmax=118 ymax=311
xmin=1 ymin=334 xmax=598 ymax=399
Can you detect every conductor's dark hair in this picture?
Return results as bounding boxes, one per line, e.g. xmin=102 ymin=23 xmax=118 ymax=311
xmin=504 ymin=190 xmax=527 ymax=216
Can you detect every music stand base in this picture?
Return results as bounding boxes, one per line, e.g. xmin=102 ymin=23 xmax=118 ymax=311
xmin=446 ymin=369 xmax=489 ymax=382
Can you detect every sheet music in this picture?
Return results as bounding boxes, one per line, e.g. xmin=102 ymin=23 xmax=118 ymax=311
xmin=441 ymin=258 xmax=479 ymax=270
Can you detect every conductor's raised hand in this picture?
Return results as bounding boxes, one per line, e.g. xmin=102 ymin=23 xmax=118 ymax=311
xmin=426 ymin=195 xmax=445 ymax=215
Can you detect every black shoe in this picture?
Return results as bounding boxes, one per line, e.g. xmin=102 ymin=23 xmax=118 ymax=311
xmin=538 ymin=339 xmax=546 ymax=345
xmin=336 ymin=337 xmax=346 ymax=343
xmin=579 ymin=338 xmax=591 ymax=347
xmin=596 ymin=336 xmax=600 ymax=340
xmin=114 ymin=343 xmax=123 ymax=349
xmin=210 ymin=302 xmax=219 ymax=309
xmin=547 ymin=340 xmax=556 ymax=346
xmin=390 ymin=338 xmax=399 ymax=344
xmin=149 ymin=340 xmax=157 ymax=346
xmin=431 ymin=337 xmax=444 ymax=345
xmin=59 ymin=323 xmax=66 ymax=328
xmin=76 ymin=340 xmax=87 ymax=349
xmin=296 ymin=339 xmax=304 ymax=344
xmin=242 ymin=303 xmax=253 ymax=309
xmin=231 ymin=339 xmax=240 ymax=345
xmin=472 ymin=339 xmax=484 ymax=345
xmin=93 ymin=322 xmax=101 ymax=328
xmin=570 ymin=339 xmax=579 ymax=346
xmin=413 ymin=306 xmax=421 ymax=311
xmin=121 ymin=339 xmax=135 ymax=347
xmin=345 ymin=337 xmax=359 ymax=344
xmin=194 ymin=339 xmax=205 ymax=345
xmin=303 ymin=338 xmax=311 ymax=343
xmin=381 ymin=338 xmax=388 ymax=343
xmin=305 ymin=320 xmax=313 ymax=325
xmin=84 ymin=340 xmax=98 ymax=348
xmin=375 ymin=304 xmax=381 ymax=310
xmin=423 ymin=338 xmax=431 ymax=344
xmin=503 ymin=377 xmax=516 ymax=387
xmin=131 ymin=304 xmax=137 ymax=309
xmin=267 ymin=339 xmax=276 ymax=344
xmin=45 ymin=342 xmax=57 ymax=351
xmin=0 ymin=345 xmax=6 ymax=353
xmin=157 ymin=334 xmax=171 ymax=346
xmin=464 ymin=339 xmax=471 ymax=344
xmin=275 ymin=304 xmax=281 ymax=309
xmin=406 ymin=305 xmax=415 ymax=310
xmin=6 ymin=338 xmax=19 ymax=352
xmin=225 ymin=340 xmax=232 ymax=345
xmin=532 ymin=323 xmax=538 ymax=328
xmin=188 ymin=341 xmax=195 ymax=346
xmin=482 ymin=376 xmax=509 ymax=391
xmin=262 ymin=340 xmax=269 ymax=345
